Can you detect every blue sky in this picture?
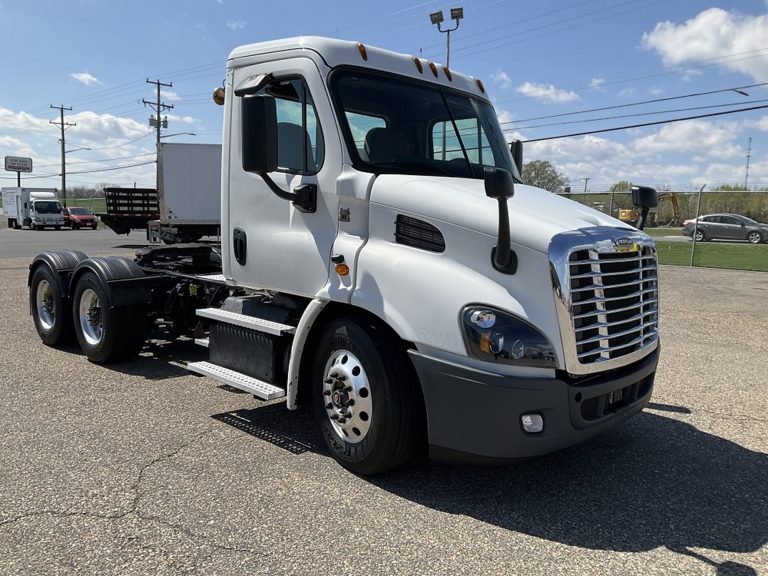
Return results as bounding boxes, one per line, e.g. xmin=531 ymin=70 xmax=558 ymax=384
xmin=2 ymin=0 xmax=768 ymax=192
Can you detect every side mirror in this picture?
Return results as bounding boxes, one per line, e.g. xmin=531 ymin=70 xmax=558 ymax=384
xmin=241 ymin=95 xmax=278 ymax=173
xmin=484 ymin=166 xmax=515 ymax=200
xmin=631 ymin=185 xmax=658 ymax=209
xmin=630 ymin=185 xmax=658 ymax=231
xmin=509 ymin=140 xmax=523 ymax=175
xmin=484 ymin=167 xmax=517 ymax=274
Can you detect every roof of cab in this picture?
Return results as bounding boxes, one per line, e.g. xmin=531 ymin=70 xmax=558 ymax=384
xmin=227 ymin=36 xmax=486 ymax=98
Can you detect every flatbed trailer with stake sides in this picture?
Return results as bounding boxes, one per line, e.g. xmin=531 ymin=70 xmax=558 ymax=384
xmin=28 ymin=37 xmax=661 ymax=474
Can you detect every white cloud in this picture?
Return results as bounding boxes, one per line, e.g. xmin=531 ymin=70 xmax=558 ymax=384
xmin=516 ymin=82 xmax=579 ymax=104
xmin=0 ymin=135 xmax=35 ymax=156
xmin=642 ymin=8 xmax=768 ymax=82
xmin=165 ymin=113 xmax=199 ymax=125
xmin=161 ymin=89 xmax=181 ymax=101
xmin=590 ymin=77 xmax=606 ymax=89
xmin=490 ymin=70 xmax=511 ymax=91
xmin=648 ymin=86 xmax=664 ymax=96
xmin=226 ymin=19 xmax=246 ymax=30
xmin=633 ymin=119 xmax=742 ymax=158
xmin=70 ymin=72 xmax=103 ymax=86
xmin=618 ymin=87 xmax=636 ymax=98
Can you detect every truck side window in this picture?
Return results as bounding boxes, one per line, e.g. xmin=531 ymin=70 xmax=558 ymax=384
xmin=259 ymin=78 xmax=325 ymax=174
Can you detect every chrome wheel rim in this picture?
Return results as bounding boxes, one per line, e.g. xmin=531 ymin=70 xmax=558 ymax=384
xmin=322 ymin=350 xmax=373 ymax=444
xmin=79 ymin=288 xmax=103 ymax=346
xmin=36 ymin=280 xmax=55 ymax=331
xmin=748 ymin=232 xmax=760 ymax=244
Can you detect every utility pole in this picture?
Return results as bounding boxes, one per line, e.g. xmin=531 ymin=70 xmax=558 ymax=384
xmin=745 ymin=136 xmax=752 ymax=190
xmin=143 ymin=78 xmax=174 ymax=191
xmin=143 ymin=78 xmax=174 ymax=151
xmin=50 ymin=105 xmax=76 ymax=208
xmin=582 ymin=177 xmax=590 ymax=195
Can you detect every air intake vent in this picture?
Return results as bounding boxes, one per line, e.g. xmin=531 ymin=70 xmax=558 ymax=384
xmin=395 ymin=215 xmax=445 ymax=253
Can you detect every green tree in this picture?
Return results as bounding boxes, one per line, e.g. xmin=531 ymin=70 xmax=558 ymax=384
xmin=609 ymin=180 xmax=633 ymax=193
xmin=522 ymin=160 xmax=568 ymax=193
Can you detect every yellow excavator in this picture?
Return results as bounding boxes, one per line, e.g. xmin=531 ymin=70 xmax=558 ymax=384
xmin=618 ymin=192 xmax=679 ymax=227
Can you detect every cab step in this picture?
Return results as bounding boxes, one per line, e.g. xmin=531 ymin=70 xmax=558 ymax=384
xmin=196 ymin=307 xmax=295 ymax=336
xmin=186 ymin=361 xmax=285 ymax=400
xmin=194 ymin=337 xmax=209 ymax=348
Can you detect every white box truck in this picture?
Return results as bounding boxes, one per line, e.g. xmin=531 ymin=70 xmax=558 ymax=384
xmin=148 ymin=142 xmax=222 ymax=243
xmin=2 ymin=187 xmax=66 ymax=230
xmin=26 ymin=37 xmax=660 ymax=474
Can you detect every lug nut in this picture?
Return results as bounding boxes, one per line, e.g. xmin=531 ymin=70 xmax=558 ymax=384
xmin=323 ymin=390 xmax=332 ymax=396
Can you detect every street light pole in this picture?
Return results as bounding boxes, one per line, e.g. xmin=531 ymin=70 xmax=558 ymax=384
xmin=430 ymin=8 xmax=464 ymax=160
xmin=430 ymin=7 xmax=464 ymax=68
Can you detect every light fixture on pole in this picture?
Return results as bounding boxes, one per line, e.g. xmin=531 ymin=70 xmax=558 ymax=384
xmin=60 ymin=146 xmax=92 ymax=208
xmin=429 ymin=7 xmax=463 ymax=67
xmin=159 ymin=132 xmax=197 ymax=139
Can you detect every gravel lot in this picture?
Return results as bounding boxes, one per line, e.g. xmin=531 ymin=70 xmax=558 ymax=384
xmin=0 ymin=232 xmax=765 ymax=575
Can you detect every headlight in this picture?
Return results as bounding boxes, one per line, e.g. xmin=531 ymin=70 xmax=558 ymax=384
xmin=461 ymin=305 xmax=557 ymax=368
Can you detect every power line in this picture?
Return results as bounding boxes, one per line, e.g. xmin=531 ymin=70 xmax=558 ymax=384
xmin=502 ymin=80 xmax=768 ymax=125
xmin=519 ymin=102 xmax=768 ymax=142
xmin=512 ymin=98 xmax=768 ymax=131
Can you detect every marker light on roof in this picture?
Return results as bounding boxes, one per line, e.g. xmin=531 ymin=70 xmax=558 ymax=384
xmin=443 ymin=67 xmax=453 ymax=81
xmin=428 ymin=62 xmax=438 ymax=77
xmin=413 ymin=57 xmax=423 ymax=74
xmin=475 ymin=79 xmax=486 ymax=94
xmin=357 ymin=43 xmax=368 ymax=61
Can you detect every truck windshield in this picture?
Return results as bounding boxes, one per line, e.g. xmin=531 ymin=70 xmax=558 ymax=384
xmin=331 ymin=69 xmax=520 ymax=181
xmin=34 ymin=201 xmax=63 ymax=214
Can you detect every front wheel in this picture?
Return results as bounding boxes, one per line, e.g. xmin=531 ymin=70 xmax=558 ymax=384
xmin=312 ymin=317 xmax=423 ymax=475
xmin=747 ymin=231 xmax=762 ymax=244
xmin=72 ymin=271 xmax=147 ymax=363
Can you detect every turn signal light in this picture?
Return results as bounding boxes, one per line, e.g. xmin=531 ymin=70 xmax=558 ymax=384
xmin=357 ymin=43 xmax=368 ymax=61
xmin=335 ymin=263 xmax=350 ymax=276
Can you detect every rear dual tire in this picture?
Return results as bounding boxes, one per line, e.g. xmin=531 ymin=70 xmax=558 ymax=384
xmin=30 ymin=266 xmax=74 ymax=346
xmin=72 ymin=272 xmax=147 ymax=363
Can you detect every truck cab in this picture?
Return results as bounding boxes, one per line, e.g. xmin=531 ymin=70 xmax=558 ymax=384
xmin=218 ymin=37 xmax=659 ymax=467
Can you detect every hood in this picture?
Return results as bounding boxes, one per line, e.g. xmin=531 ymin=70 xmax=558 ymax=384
xmin=369 ymin=175 xmax=633 ymax=252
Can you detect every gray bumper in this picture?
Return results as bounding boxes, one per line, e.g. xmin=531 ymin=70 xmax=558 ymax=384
xmin=408 ymin=347 xmax=658 ymax=463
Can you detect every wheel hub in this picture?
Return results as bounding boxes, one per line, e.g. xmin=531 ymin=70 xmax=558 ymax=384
xmin=35 ymin=280 xmax=56 ymax=331
xmin=78 ymin=288 xmax=104 ymax=346
xmin=322 ymin=350 xmax=372 ymax=444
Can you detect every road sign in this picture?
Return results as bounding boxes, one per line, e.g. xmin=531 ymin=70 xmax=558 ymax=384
xmin=4 ymin=156 xmax=33 ymax=173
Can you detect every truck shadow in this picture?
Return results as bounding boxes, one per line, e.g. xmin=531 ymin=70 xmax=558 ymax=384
xmin=367 ymin=411 xmax=764 ymax=573
xmin=207 ymin=399 xmax=764 ymax=573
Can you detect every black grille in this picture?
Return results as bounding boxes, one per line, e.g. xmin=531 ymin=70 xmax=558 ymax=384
xmin=568 ymin=246 xmax=658 ymax=365
xmin=395 ymin=215 xmax=445 ymax=253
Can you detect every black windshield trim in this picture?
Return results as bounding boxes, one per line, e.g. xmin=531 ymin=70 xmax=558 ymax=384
xmin=328 ymin=66 xmax=517 ymax=180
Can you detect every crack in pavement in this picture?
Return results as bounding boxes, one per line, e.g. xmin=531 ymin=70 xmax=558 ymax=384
xmin=0 ymin=427 xmax=265 ymax=558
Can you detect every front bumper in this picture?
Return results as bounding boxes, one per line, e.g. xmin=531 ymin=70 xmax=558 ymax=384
xmin=409 ymin=347 xmax=658 ymax=463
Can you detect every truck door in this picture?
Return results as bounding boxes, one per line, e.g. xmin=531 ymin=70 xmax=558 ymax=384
xmin=227 ymin=58 xmax=340 ymax=296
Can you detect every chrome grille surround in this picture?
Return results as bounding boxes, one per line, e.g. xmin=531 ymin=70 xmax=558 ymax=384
xmin=549 ymin=227 xmax=659 ymax=376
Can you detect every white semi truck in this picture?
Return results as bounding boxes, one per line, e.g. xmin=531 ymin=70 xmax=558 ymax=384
xmin=27 ymin=37 xmax=660 ymax=474
xmin=3 ymin=187 xmax=67 ymax=230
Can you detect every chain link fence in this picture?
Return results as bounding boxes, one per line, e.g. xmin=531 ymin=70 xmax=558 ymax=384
xmin=562 ymin=191 xmax=768 ymax=272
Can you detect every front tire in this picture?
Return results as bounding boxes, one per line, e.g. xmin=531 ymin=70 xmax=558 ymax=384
xmin=747 ymin=231 xmax=762 ymax=244
xmin=72 ymin=272 xmax=147 ymax=363
xmin=30 ymin=266 xmax=74 ymax=346
xmin=312 ymin=317 xmax=423 ymax=475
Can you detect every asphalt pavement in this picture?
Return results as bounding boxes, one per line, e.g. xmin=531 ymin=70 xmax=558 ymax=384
xmin=0 ymin=232 xmax=766 ymax=575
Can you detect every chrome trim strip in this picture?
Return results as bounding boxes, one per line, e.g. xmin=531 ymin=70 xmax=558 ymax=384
xmin=549 ymin=227 xmax=659 ymax=375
